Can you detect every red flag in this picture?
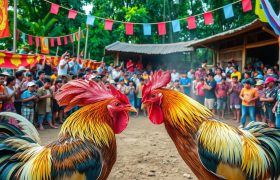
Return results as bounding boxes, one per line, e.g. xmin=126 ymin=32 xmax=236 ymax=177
xmin=50 ymin=38 xmax=54 ymax=47
xmin=50 ymin=3 xmax=60 ymax=15
xmin=69 ymin=35 xmax=73 ymax=42
xmin=158 ymin=22 xmax=166 ymax=35
xmin=125 ymin=23 xmax=134 ymax=35
xmin=75 ymin=33 xmax=79 ymax=41
xmin=35 ymin=37 xmax=40 ymax=47
xmin=104 ymin=19 xmax=114 ymax=30
xmin=68 ymin=10 xmax=77 ymax=19
xmin=16 ymin=30 xmax=20 ymax=40
xmin=204 ymin=11 xmax=214 ymax=25
xmin=242 ymin=0 xmax=252 ymax=12
xmin=63 ymin=36 xmax=68 ymax=45
xmin=28 ymin=35 xmax=33 ymax=45
xmin=0 ymin=0 xmax=10 ymax=38
xmin=56 ymin=37 xmax=61 ymax=46
xmin=187 ymin=16 xmax=196 ymax=30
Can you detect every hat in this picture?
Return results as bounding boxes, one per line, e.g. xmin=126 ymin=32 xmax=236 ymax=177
xmin=265 ymin=77 xmax=275 ymax=84
xmin=0 ymin=71 xmax=10 ymax=76
xmin=255 ymin=74 xmax=264 ymax=79
xmin=119 ymin=77 xmax=124 ymax=82
xmin=26 ymin=72 xmax=33 ymax=76
xmin=27 ymin=82 xmax=36 ymax=87
xmin=256 ymin=80 xmax=264 ymax=86
xmin=16 ymin=66 xmax=28 ymax=72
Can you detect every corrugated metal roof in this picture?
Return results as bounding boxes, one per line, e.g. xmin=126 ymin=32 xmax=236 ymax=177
xmin=105 ymin=41 xmax=195 ymax=55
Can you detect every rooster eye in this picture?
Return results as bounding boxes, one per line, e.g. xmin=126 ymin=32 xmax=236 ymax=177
xmin=151 ymin=94 xmax=156 ymax=98
xmin=115 ymin=102 xmax=120 ymax=106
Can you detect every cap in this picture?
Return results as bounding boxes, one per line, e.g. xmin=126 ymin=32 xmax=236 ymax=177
xmin=265 ymin=77 xmax=275 ymax=84
xmin=119 ymin=77 xmax=124 ymax=82
xmin=0 ymin=71 xmax=10 ymax=76
xmin=255 ymin=74 xmax=264 ymax=79
xmin=26 ymin=72 xmax=33 ymax=76
xmin=16 ymin=66 xmax=28 ymax=72
xmin=27 ymin=82 xmax=36 ymax=87
xmin=256 ymin=80 xmax=264 ymax=86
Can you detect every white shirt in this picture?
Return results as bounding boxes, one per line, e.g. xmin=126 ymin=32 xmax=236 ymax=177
xmin=112 ymin=70 xmax=121 ymax=80
xmin=58 ymin=59 xmax=69 ymax=76
xmin=171 ymin=72 xmax=179 ymax=82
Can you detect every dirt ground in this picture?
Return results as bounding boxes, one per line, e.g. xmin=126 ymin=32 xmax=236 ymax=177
xmin=39 ymin=115 xmax=239 ymax=180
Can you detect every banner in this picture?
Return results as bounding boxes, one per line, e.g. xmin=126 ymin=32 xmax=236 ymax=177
xmin=41 ymin=37 xmax=50 ymax=54
xmin=0 ymin=0 xmax=10 ymax=38
xmin=255 ymin=0 xmax=268 ymax=22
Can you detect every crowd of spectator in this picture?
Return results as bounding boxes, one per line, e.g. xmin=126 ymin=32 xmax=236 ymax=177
xmin=0 ymin=50 xmax=280 ymax=130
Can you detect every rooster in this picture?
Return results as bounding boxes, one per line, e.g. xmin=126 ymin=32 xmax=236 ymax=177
xmin=142 ymin=71 xmax=280 ymax=180
xmin=0 ymin=80 xmax=136 ymax=180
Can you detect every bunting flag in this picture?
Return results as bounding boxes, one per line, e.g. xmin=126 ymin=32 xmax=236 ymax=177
xmin=21 ymin=33 xmax=26 ymax=44
xmin=35 ymin=37 xmax=40 ymax=47
xmin=28 ymin=35 xmax=33 ymax=45
xmin=223 ymin=4 xmax=234 ymax=19
xmin=75 ymin=33 xmax=79 ymax=40
xmin=260 ymin=0 xmax=280 ymax=35
xmin=0 ymin=52 xmax=39 ymax=69
xmin=125 ymin=23 xmax=134 ymax=35
xmin=104 ymin=19 xmax=114 ymax=30
xmin=68 ymin=9 xmax=77 ymax=19
xmin=81 ymin=31 xmax=85 ymax=38
xmin=187 ymin=16 xmax=196 ymax=30
xmin=73 ymin=33 xmax=76 ymax=41
xmin=0 ymin=0 xmax=10 ymax=38
xmin=56 ymin=37 xmax=61 ymax=46
xmin=172 ymin=20 xmax=181 ymax=32
xmin=63 ymin=36 xmax=68 ymax=45
xmin=41 ymin=37 xmax=49 ymax=54
xmin=242 ymin=0 xmax=252 ymax=12
xmin=204 ymin=12 xmax=214 ymax=25
xmin=143 ymin=23 xmax=151 ymax=35
xmin=50 ymin=38 xmax=55 ymax=47
xmin=69 ymin=35 xmax=73 ymax=42
xmin=50 ymin=3 xmax=60 ymax=15
xmin=86 ymin=15 xmax=95 ymax=26
xmin=255 ymin=0 xmax=268 ymax=22
xmin=158 ymin=22 xmax=166 ymax=35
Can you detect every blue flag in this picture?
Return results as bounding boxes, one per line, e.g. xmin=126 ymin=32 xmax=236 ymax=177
xmin=86 ymin=15 xmax=95 ymax=26
xmin=223 ymin=4 xmax=234 ymax=19
xmin=143 ymin=23 xmax=151 ymax=36
xmin=172 ymin=20 xmax=181 ymax=32
xmin=21 ymin=33 xmax=26 ymax=44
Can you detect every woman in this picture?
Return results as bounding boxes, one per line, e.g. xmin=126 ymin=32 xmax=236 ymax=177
xmin=126 ymin=81 xmax=137 ymax=116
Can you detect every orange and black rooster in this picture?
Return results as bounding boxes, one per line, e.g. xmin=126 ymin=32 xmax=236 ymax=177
xmin=142 ymin=71 xmax=280 ymax=180
xmin=0 ymin=80 xmax=136 ymax=179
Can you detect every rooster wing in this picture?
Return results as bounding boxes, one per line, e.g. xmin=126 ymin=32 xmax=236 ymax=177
xmin=197 ymin=120 xmax=280 ymax=180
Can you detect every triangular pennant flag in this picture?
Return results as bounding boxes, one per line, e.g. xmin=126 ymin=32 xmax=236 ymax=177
xmin=86 ymin=15 xmax=95 ymax=26
xmin=204 ymin=11 xmax=214 ymax=25
xmin=75 ymin=33 xmax=79 ymax=40
xmin=223 ymin=4 xmax=234 ymax=19
xmin=50 ymin=38 xmax=54 ymax=47
xmin=242 ymin=0 xmax=252 ymax=12
xmin=172 ymin=20 xmax=181 ymax=32
xmin=143 ymin=23 xmax=151 ymax=35
xmin=125 ymin=23 xmax=134 ymax=35
xmin=104 ymin=19 xmax=114 ymax=30
xmin=56 ymin=37 xmax=61 ymax=46
xmin=69 ymin=35 xmax=73 ymax=42
xmin=21 ymin=32 xmax=26 ymax=43
xmin=28 ymin=35 xmax=33 ymax=45
xmin=35 ymin=36 xmax=39 ymax=47
xmin=68 ymin=9 xmax=77 ymax=19
xmin=158 ymin=22 xmax=166 ymax=35
xmin=63 ymin=36 xmax=68 ymax=45
xmin=187 ymin=16 xmax=197 ymax=30
xmin=50 ymin=3 xmax=60 ymax=15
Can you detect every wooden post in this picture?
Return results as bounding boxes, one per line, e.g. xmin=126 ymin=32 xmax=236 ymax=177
xmin=84 ymin=27 xmax=89 ymax=59
xmin=114 ymin=52 xmax=120 ymax=65
xmin=242 ymin=37 xmax=247 ymax=72
xmin=13 ymin=0 xmax=17 ymax=53
xmin=56 ymin=46 xmax=59 ymax=56
xmin=77 ymin=27 xmax=81 ymax=61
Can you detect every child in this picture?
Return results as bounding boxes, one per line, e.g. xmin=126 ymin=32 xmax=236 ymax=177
xmin=215 ymin=77 xmax=229 ymax=120
xmin=21 ymin=82 xmax=38 ymax=123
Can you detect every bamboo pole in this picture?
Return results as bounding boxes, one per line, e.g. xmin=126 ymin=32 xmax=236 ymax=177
xmin=77 ymin=27 xmax=81 ymax=61
xmin=13 ymin=0 xmax=17 ymax=53
xmin=56 ymin=46 xmax=59 ymax=56
xmin=84 ymin=27 xmax=89 ymax=59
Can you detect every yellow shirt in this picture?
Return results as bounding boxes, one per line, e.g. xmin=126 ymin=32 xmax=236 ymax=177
xmin=50 ymin=74 xmax=57 ymax=80
xmin=231 ymin=71 xmax=241 ymax=80
xmin=240 ymin=88 xmax=259 ymax=106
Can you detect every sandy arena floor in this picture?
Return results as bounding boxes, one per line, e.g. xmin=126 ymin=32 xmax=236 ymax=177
xmin=39 ymin=115 xmax=239 ymax=180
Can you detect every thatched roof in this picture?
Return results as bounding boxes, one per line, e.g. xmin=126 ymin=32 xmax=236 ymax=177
xmin=188 ymin=19 xmax=269 ymax=47
xmin=105 ymin=41 xmax=194 ymax=55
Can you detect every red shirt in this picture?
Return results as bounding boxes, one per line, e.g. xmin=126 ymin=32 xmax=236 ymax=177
xmin=197 ymin=83 xmax=205 ymax=96
xmin=126 ymin=61 xmax=134 ymax=72
xmin=216 ymin=83 xmax=229 ymax=98
xmin=136 ymin=63 xmax=143 ymax=71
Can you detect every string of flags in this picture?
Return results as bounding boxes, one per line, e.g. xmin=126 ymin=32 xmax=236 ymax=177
xmin=46 ymin=0 xmax=253 ymax=36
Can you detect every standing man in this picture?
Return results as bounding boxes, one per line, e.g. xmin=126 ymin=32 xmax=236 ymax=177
xmin=35 ymin=71 xmax=45 ymax=88
xmin=203 ymin=73 xmax=216 ymax=114
xmin=171 ymin=69 xmax=180 ymax=82
xmin=0 ymin=74 xmax=7 ymax=112
xmin=58 ymin=52 xmax=70 ymax=77
xmin=69 ymin=55 xmax=82 ymax=76
xmin=215 ymin=77 xmax=229 ymax=120
xmin=21 ymin=82 xmax=38 ymax=123
xmin=126 ymin=59 xmax=134 ymax=74
xmin=179 ymin=73 xmax=191 ymax=96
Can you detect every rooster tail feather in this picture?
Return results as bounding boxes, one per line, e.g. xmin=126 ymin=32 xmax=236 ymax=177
xmin=0 ymin=112 xmax=40 ymax=143
xmin=245 ymin=122 xmax=280 ymax=179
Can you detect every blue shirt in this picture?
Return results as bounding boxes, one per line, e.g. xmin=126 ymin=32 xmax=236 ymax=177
xmin=180 ymin=78 xmax=191 ymax=95
xmin=21 ymin=90 xmax=35 ymax=106
xmin=69 ymin=61 xmax=82 ymax=75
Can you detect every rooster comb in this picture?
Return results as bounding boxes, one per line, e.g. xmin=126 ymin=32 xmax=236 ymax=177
xmin=143 ymin=70 xmax=171 ymax=98
xmin=55 ymin=80 xmax=129 ymax=112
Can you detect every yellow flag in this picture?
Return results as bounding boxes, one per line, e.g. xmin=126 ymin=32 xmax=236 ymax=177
xmin=40 ymin=37 xmax=50 ymax=54
xmin=255 ymin=0 xmax=268 ymax=22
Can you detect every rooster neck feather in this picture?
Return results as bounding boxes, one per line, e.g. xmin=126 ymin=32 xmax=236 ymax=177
xmin=160 ymin=89 xmax=213 ymax=135
xmin=59 ymin=99 xmax=115 ymax=147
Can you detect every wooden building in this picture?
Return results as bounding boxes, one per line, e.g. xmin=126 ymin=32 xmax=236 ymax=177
xmin=105 ymin=41 xmax=194 ymax=71
xmin=188 ymin=20 xmax=279 ymax=70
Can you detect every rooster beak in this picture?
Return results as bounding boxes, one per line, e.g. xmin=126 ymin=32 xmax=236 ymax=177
xmin=141 ymin=103 xmax=148 ymax=110
xmin=126 ymin=106 xmax=137 ymax=113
